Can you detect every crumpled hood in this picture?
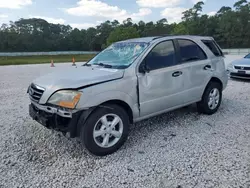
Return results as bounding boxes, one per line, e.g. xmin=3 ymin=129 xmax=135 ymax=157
xmin=33 ymin=66 xmax=124 ymax=104
xmin=232 ymin=58 xmax=250 ymax=66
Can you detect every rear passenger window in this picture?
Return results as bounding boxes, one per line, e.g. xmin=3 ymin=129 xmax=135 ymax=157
xmin=145 ymin=40 xmax=176 ymax=70
xmin=202 ymin=40 xmax=223 ymax=57
xmin=178 ymin=39 xmax=207 ymax=63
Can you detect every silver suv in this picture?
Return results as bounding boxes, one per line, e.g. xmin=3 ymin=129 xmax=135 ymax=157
xmin=28 ymin=35 xmax=228 ymax=156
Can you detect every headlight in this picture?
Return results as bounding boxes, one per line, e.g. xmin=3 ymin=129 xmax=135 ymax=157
xmin=48 ymin=90 xmax=82 ymax=109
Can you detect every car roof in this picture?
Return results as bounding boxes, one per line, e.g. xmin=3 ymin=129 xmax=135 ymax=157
xmin=117 ymin=35 xmax=214 ymax=44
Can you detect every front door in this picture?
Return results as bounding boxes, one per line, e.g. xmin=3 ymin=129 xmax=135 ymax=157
xmin=137 ymin=40 xmax=185 ymax=117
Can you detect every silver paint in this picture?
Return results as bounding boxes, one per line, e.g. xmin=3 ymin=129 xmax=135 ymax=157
xmin=30 ymin=35 xmax=228 ymax=122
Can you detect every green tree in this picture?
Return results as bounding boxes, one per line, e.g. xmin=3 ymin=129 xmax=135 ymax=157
xmin=95 ymin=21 xmax=114 ymax=50
xmin=106 ymin=27 xmax=139 ymax=46
xmin=171 ymin=22 xmax=188 ymax=34
xmin=123 ymin=18 xmax=133 ymax=27
xmin=0 ymin=0 xmax=250 ymax=51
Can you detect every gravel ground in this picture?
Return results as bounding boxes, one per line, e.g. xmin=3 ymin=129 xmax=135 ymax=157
xmin=0 ymin=56 xmax=249 ymax=188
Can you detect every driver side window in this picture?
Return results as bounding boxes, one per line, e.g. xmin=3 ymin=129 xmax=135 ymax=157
xmin=145 ymin=40 xmax=176 ymax=71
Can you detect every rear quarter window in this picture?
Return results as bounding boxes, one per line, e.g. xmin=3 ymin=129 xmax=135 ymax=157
xmin=202 ymin=40 xmax=223 ymax=57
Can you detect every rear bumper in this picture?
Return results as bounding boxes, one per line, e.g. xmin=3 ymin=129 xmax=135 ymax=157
xmin=29 ymin=103 xmax=84 ymax=137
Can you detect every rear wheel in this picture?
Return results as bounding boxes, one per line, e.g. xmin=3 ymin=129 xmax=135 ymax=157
xmin=197 ymin=82 xmax=222 ymax=115
xmin=80 ymin=104 xmax=129 ymax=156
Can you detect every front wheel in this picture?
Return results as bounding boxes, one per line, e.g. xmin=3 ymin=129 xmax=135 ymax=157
xmin=80 ymin=104 xmax=129 ymax=156
xmin=197 ymin=82 xmax=222 ymax=115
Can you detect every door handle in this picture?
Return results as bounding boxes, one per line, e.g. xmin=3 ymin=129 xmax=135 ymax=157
xmin=204 ymin=65 xmax=212 ymax=70
xmin=172 ymin=71 xmax=182 ymax=77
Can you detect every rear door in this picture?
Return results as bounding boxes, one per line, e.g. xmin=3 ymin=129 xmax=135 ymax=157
xmin=175 ymin=39 xmax=213 ymax=103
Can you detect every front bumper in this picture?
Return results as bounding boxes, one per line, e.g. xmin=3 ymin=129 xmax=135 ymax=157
xmin=229 ymin=71 xmax=250 ymax=79
xmin=29 ymin=102 xmax=83 ymax=137
xmin=227 ymin=67 xmax=250 ymax=79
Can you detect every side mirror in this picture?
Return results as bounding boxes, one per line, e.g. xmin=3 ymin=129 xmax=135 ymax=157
xmin=139 ymin=60 xmax=150 ymax=73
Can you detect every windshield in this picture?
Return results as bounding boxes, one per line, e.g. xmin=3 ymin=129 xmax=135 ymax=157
xmin=87 ymin=42 xmax=149 ymax=69
xmin=244 ymin=53 xmax=250 ymax=59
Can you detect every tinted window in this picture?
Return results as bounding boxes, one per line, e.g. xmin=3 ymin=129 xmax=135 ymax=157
xmin=202 ymin=40 xmax=223 ymax=57
xmin=178 ymin=39 xmax=207 ymax=63
xmin=146 ymin=40 xmax=175 ymax=70
xmin=244 ymin=53 xmax=250 ymax=59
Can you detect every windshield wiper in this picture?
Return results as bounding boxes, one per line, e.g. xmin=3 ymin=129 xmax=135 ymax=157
xmin=94 ymin=63 xmax=113 ymax=68
xmin=82 ymin=63 xmax=91 ymax=67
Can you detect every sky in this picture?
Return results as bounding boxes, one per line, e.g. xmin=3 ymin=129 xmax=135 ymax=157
xmin=0 ymin=0 xmax=238 ymax=29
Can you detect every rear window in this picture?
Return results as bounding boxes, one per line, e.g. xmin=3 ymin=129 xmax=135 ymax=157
xmin=202 ymin=40 xmax=223 ymax=57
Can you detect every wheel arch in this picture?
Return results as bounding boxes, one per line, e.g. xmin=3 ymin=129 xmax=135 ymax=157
xmin=208 ymin=77 xmax=223 ymax=89
xmin=99 ymin=100 xmax=133 ymax=124
xmin=201 ymin=77 xmax=223 ymax=100
xmin=74 ymin=99 xmax=134 ymax=137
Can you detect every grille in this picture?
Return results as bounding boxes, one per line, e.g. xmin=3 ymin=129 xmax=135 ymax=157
xmin=28 ymin=83 xmax=45 ymax=103
xmin=234 ymin=66 xmax=250 ymax=70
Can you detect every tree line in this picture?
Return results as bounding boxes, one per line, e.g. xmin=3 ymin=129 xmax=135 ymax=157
xmin=0 ymin=0 xmax=249 ymax=52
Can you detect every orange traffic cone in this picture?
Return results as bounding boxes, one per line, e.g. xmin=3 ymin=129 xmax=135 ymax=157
xmin=51 ymin=59 xmax=55 ymax=67
xmin=72 ymin=57 xmax=76 ymax=66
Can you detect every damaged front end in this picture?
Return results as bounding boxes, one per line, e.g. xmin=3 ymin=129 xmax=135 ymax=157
xmin=27 ymin=83 xmax=88 ymax=137
xmin=29 ymin=102 xmax=84 ymax=137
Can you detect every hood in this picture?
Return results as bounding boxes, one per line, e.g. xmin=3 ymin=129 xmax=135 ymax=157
xmin=33 ymin=66 xmax=124 ymax=104
xmin=232 ymin=58 xmax=250 ymax=66
xmin=34 ymin=66 xmax=124 ymax=90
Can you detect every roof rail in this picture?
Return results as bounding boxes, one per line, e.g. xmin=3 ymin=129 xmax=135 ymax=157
xmin=151 ymin=34 xmax=185 ymax=40
xmin=151 ymin=34 xmax=212 ymax=40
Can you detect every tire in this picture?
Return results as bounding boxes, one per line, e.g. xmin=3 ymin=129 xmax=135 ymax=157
xmin=197 ymin=82 xmax=222 ymax=115
xmin=80 ymin=104 xmax=129 ymax=156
